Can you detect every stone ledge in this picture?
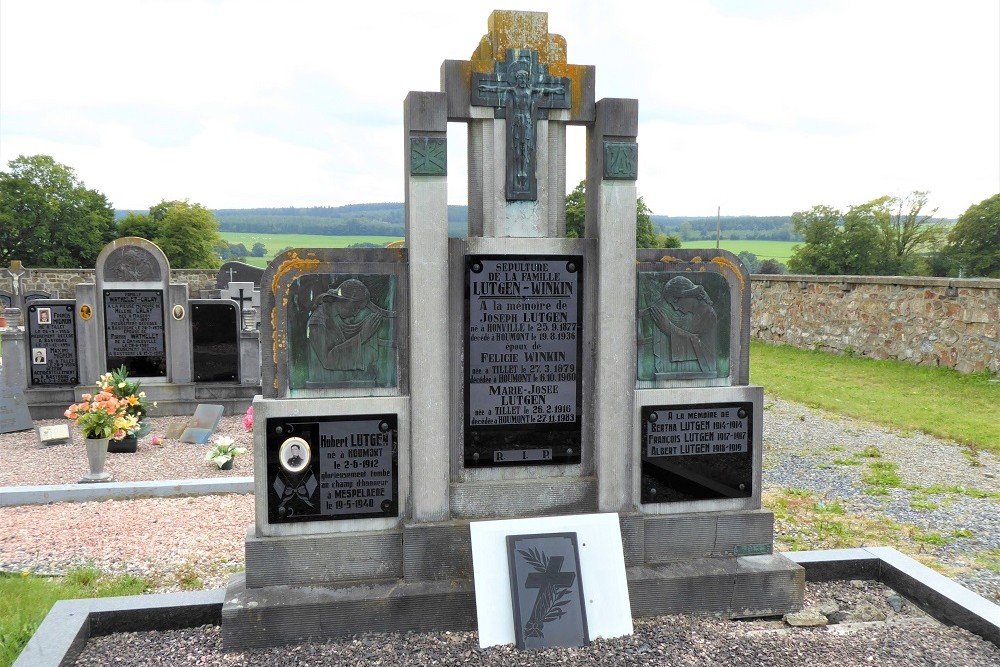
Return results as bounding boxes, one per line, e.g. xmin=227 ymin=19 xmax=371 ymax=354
xmin=751 ymin=274 xmax=1000 ymax=289
xmin=12 ymin=547 xmax=1000 ymax=666
xmin=0 ymin=478 xmax=253 ymax=507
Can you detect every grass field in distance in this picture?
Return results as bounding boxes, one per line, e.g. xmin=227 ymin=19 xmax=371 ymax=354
xmin=221 ymin=232 xmax=797 ymax=268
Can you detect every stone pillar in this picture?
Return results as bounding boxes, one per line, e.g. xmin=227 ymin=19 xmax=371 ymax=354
xmin=404 ymin=91 xmax=451 ymax=522
xmin=586 ymin=98 xmax=639 ymax=513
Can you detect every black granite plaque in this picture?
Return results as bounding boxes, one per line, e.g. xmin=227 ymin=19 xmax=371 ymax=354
xmin=507 ymin=532 xmax=589 ymax=650
xmin=640 ymin=402 xmax=753 ymax=503
xmin=465 ymin=255 xmax=583 ymax=467
xmin=265 ymin=414 xmax=398 ymax=523
xmin=191 ymin=302 xmax=239 ymax=382
xmin=103 ymin=289 xmax=166 ymax=376
xmin=26 ymin=302 xmax=78 ymax=386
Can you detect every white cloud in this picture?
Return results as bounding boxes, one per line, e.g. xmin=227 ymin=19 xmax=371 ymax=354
xmin=2 ymin=0 xmax=997 ymax=217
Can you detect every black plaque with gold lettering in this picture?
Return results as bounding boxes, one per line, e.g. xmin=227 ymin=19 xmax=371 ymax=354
xmin=103 ymin=289 xmax=166 ymax=376
xmin=265 ymin=414 xmax=398 ymax=523
xmin=27 ymin=302 xmax=78 ymax=386
xmin=640 ymin=402 xmax=753 ymax=503
xmin=464 ymin=255 xmax=583 ymax=467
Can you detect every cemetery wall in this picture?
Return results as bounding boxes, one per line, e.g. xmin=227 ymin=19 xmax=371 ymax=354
xmin=3 ymin=269 xmax=218 ymax=298
xmin=750 ymin=275 xmax=1000 ymax=374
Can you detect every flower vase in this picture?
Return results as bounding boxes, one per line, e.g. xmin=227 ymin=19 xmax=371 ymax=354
xmin=220 ymin=459 xmax=234 ymax=471
xmin=81 ymin=437 xmax=112 ymax=483
xmin=108 ymin=435 xmax=138 ymax=453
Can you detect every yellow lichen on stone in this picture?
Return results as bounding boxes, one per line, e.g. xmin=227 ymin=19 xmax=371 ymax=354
xmin=469 ymin=10 xmax=587 ymax=116
xmin=711 ymin=256 xmax=746 ymax=292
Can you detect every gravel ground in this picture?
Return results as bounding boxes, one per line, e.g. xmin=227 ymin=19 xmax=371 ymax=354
xmin=3 ymin=398 xmax=1000 ymax=664
xmin=73 ymin=580 xmax=1000 ymax=666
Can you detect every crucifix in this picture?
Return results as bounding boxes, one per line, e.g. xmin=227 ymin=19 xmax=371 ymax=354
xmin=0 ymin=261 xmax=30 ymax=309
xmin=472 ymin=48 xmax=571 ymax=201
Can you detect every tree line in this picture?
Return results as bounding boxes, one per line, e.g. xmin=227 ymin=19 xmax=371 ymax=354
xmin=787 ymin=191 xmax=999 ymax=278
xmin=3 ymin=155 xmax=996 ymax=277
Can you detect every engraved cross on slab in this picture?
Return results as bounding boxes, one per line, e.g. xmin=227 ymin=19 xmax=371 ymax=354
xmin=472 ymin=49 xmax=570 ymax=201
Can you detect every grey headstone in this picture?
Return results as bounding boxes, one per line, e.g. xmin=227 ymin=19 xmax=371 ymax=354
xmin=217 ymin=262 xmax=265 ymax=289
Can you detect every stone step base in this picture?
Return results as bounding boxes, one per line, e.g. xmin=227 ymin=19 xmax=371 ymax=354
xmin=222 ymin=553 xmax=803 ymax=650
xmin=628 ymin=553 xmax=805 ymax=618
xmin=24 ymin=383 xmax=261 ymax=419
xmin=222 ymin=573 xmax=476 ymax=651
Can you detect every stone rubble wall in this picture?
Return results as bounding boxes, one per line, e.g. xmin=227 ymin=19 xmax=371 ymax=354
xmin=1 ymin=269 xmax=219 ymax=298
xmin=751 ymin=275 xmax=1000 ymax=374
xmin=5 ymin=269 xmax=998 ymax=374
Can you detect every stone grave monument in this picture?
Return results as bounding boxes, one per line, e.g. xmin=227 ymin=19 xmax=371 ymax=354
xmin=8 ymin=238 xmax=257 ymax=419
xmin=223 ymin=10 xmax=802 ymax=650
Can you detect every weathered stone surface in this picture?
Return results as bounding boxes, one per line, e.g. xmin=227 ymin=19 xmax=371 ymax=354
xmin=846 ymin=602 xmax=887 ymax=622
xmin=752 ymin=276 xmax=999 ymax=374
xmin=784 ymin=609 xmax=829 ymax=627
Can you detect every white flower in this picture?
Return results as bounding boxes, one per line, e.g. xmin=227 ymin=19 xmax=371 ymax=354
xmin=214 ymin=435 xmax=235 ymax=448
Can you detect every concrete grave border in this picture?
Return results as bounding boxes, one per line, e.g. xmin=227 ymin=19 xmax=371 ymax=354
xmin=11 ymin=547 xmax=1000 ymax=666
xmin=0 ymin=478 xmax=253 ymax=507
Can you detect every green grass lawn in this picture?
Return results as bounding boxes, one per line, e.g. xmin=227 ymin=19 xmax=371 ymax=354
xmin=0 ymin=568 xmax=149 ymax=667
xmin=751 ymin=340 xmax=1000 ymax=453
xmin=219 ymin=232 xmax=402 ymax=268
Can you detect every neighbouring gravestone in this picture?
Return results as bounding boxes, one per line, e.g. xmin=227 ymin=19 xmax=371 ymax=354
xmin=223 ymin=10 xmax=802 ymax=651
xmin=221 ymin=281 xmax=260 ymax=331
xmin=217 ymin=261 xmax=265 ymax=290
xmin=26 ymin=301 xmax=79 ymax=386
xmin=36 ymin=422 xmax=73 ymax=447
xmin=75 ymin=238 xmax=183 ymax=382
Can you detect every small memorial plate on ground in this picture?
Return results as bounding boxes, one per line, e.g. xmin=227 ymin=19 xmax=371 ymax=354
xmin=470 ymin=513 xmax=632 ymax=649
xmin=36 ymin=423 xmax=73 ymax=447
xmin=506 ymin=532 xmax=588 ymax=649
xmin=179 ymin=404 xmax=225 ymax=443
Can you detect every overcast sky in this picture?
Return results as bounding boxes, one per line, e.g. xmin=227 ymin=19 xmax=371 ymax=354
xmin=2 ymin=0 xmax=998 ymax=218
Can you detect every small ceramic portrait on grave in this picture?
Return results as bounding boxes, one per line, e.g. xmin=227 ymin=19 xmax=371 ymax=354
xmin=293 ymin=275 xmax=398 ymax=388
xmin=79 ymin=304 xmax=93 ymax=321
xmin=279 ymin=437 xmax=311 ymax=473
xmin=637 ymin=273 xmax=730 ymax=380
xmin=32 ymin=348 xmax=46 ymax=365
xmin=36 ymin=307 xmax=51 ymax=325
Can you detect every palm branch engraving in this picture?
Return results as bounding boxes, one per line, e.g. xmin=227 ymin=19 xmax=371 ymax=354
xmin=519 ymin=547 xmax=576 ymax=638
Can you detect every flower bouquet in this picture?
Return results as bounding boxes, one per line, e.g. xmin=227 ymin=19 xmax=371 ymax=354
xmin=65 ymin=391 xmax=136 ymax=440
xmin=98 ymin=366 xmax=155 ymax=439
xmin=205 ymin=436 xmax=246 ymax=470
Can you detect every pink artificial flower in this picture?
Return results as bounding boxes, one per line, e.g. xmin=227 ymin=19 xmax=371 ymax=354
xmin=243 ymin=405 xmax=254 ymax=431
xmin=151 ymin=435 xmax=163 ymax=446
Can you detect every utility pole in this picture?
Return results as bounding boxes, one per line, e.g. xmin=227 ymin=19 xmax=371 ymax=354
xmin=716 ymin=206 xmax=721 ymax=249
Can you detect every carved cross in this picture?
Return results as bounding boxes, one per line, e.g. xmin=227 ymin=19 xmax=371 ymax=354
xmin=523 ymin=554 xmax=575 ymax=637
xmin=472 ymin=48 xmax=570 ymax=201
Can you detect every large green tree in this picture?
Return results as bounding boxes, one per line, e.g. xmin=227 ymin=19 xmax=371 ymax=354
xmin=564 ymin=181 xmax=680 ymax=249
xmin=945 ymin=193 xmax=1000 ymax=277
xmin=788 ymin=192 xmax=943 ymax=276
xmin=151 ymin=200 xmax=222 ymax=269
xmin=0 ymin=155 xmax=116 ymax=267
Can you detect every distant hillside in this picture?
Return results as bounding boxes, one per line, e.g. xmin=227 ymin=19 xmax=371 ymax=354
xmin=117 ymin=205 xmax=813 ymax=241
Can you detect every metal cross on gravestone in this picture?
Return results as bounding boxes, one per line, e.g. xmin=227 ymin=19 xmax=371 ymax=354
xmin=0 ymin=261 xmax=30 ymax=309
xmin=472 ymin=48 xmax=571 ymax=201
xmin=221 ymin=281 xmax=260 ymax=330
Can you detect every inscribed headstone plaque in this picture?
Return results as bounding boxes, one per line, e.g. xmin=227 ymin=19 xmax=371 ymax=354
xmin=191 ymin=302 xmax=239 ymax=382
xmin=179 ymin=404 xmax=225 ymax=444
xmin=103 ymin=289 xmax=166 ymax=376
xmin=37 ymin=423 xmax=73 ymax=447
xmin=265 ymin=414 xmax=398 ymax=523
xmin=26 ymin=302 xmax=78 ymax=386
xmin=640 ymin=402 xmax=753 ymax=503
xmin=637 ymin=272 xmax=730 ymax=380
xmin=507 ymin=532 xmax=589 ymax=650
xmin=286 ymin=274 xmax=398 ymax=390
xmin=0 ymin=388 xmax=33 ymax=434
xmin=465 ymin=255 xmax=583 ymax=467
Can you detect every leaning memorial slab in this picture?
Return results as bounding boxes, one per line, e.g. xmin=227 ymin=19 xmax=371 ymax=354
xmin=222 ymin=9 xmax=803 ymax=651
